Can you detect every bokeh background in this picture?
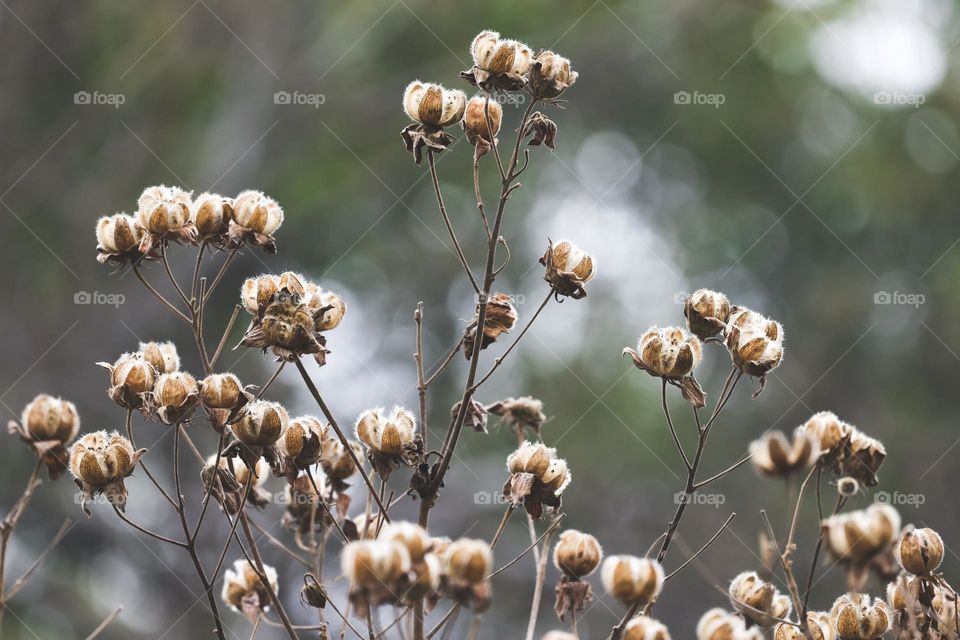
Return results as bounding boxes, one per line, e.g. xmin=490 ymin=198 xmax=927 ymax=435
xmin=2 ymin=0 xmax=959 ymax=637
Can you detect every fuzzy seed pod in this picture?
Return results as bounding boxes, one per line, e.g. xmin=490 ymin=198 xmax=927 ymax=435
xmin=380 ymin=522 xmax=430 ymax=563
xmin=321 ymin=439 xmax=363 ymax=485
xmin=886 ymin=572 xmax=923 ymax=612
xmin=553 ymin=530 xmax=602 ymax=578
xmin=626 ymin=326 xmax=703 ymax=379
xmin=278 ymin=415 xmax=336 ymax=469
xmin=840 ymin=430 xmax=886 ymax=487
xmin=137 ymin=185 xmax=192 ymax=235
xmin=403 ymin=81 xmax=466 ymax=128
xmin=222 ymin=559 xmax=279 ymax=622
xmin=773 ymin=611 xmax=836 ymax=640
xmin=69 ymin=430 xmax=144 ymax=513
xmin=470 ymin=30 xmax=532 ymax=76
xmin=540 ymin=239 xmax=596 ymax=299
xmin=696 ymin=608 xmax=765 ymax=640
xmin=529 ymin=50 xmax=578 ymax=100
xmin=932 ymin=587 xmax=958 ymax=633
xmin=302 ymin=282 xmax=347 ymax=331
xmin=896 ymin=527 xmax=944 ymax=576
xmin=241 ymin=274 xmax=281 ymax=316
xmin=462 ymin=95 xmax=502 ymax=145
xmin=444 ymin=538 xmax=493 ymax=585
xmin=355 ymin=407 xmax=417 ymax=456
xmin=684 ymin=289 xmax=732 ymax=340
xmin=823 ymin=504 xmax=901 ymax=564
xmin=728 ymin=571 xmax=792 ymax=628
xmin=623 ymin=616 xmax=671 ymax=640
xmin=601 ymin=556 xmax=664 ymax=606
xmin=798 ymin=411 xmax=850 ymax=456
xmin=830 ymin=593 xmax=890 ymax=639
xmin=487 ymin=396 xmax=547 ymax=437
xmin=199 ymin=373 xmax=246 ymax=410
xmin=342 ymin=539 xmax=412 ymax=590
xmin=406 ymin=552 xmax=443 ymax=600
xmin=139 ymin=341 xmax=180 ymax=374
xmin=20 ymin=394 xmax=80 ymax=444
xmin=276 ymin=271 xmax=306 ymax=298
xmin=208 ymin=454 xmax=268 ymax=489
xmin=725 ymin=308 xmax=784 ymax=379
xmin=507 ymin=442 xmax=571 ymax=494
xmin=191 ymin=192 xmax=232 ymax=237
xmin=749 ymin=430 xmax=819 ymax=477
xmin=241 ymin=289 xmax=325 ymax=359
xmin=232 ymin=190 xmax=284 ymax=237
xmin=464 ymin=293 xmax=517 ymax=358
xmin=232 ymin=400 xmax=288 ymax=446
xmin=99 ymin=352 xmax=157 ymax=409
xmin=96 ymin=213 xmax=143 ymax=263
xmin=151 ymin=371 xmax=199 ymax=424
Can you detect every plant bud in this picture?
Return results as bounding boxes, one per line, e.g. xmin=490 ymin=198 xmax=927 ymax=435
xmin=302 ymin=282 xmax=347 ymax=331
xmin=895 ymin=527 xmax=943 ymax=576
xmin=696 ymin=608 xmax=765 ymax=640
xmin=540 ymin=239 xmax=595 ymax=299
xmin=278 ymin=415 xmax=335 ymax=469
xmin=139 ymin=341 xmax=180 ymax=374
xmin=725 ymin=308 xmax=784 ymax=380
xmin=199 ymin=373 xmax=245 ymax=409
xmin=623 ymin=615 xmax=671 ymax=640
xmin=626 ymin=326 xmax=703 ymax=379
xmin=487 ymin=396 xmax=546 ymax=437
xmin=96 ymin=213 xmax=143 ymax=263
xmin=20 ymin=394 xmax=80 ymax=444
xmin=462 ymin=95 xmax=502 ymax=145
xmin=773 ymin=611 xmax=835 ymax=640
xmin=69 ymin=430 xmax=144 ymax=513
xmin=232 ymin=400 xmax=288 ymax=446
xmin=151 ymin=371 xmax=199 ymax=424
xmin=355 ymin=407 xmax=417 ymax=456
xmin=684 ymin=289 xmax=732 ymax=340
xmin=728 ymin=571 xmax=792 ymax=627
xmin=830 ymin=593 xmax=889 ymax=639
xmin=403 ymin=81 xmax=466 ymax=128
xmin=99 ymin=352 xmax=157 ymax=408
xmin=444 ymin=538 xmax=493 ymax=585
xmin=342 ymin=539 xmax=412 ymax=589
xmin=823 ymin=504 xmax=901 ymax=565
xmin=191 ymin=192 xmax=232 ymax=237
xmin=301 ymin=575 xmax=328 ymax=609
xmin=470 ymin=30 xmax=532 ymax=75
xmin=749 ymin=430 xmax=819 ymax=477
xmin=137 ymin=185 xmax=192 ymax=235
xmin=380 ymin=522 xmax=430 ymax=563
xmin=601 ymin=556 xmax=664 ymax=606
xmin=321 ymin=439 xmax=363 ymax=485
xmin=222 ymin=559 xmax=279 ymax=622
xmin=529 ymin=50 xmax=578 ymax=100
xmin=241 ymin=274 xmax=281 ymax=315
xmin=553 ymin=530 xmax=602 ymax=578
xmin=232 ymin=190 xmax=284 ymax=237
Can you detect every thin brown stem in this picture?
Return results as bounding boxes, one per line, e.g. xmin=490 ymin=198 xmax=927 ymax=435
xmin=426 ymin=150 xmax=480 ymax=294
xmin=523 ymin=521 xmax=557 ymax=640
xmin=473 ymin=291 xmax=553 ymax=389
xmin=664 ymin=512 xmax=736 ymax=581
xmin=84 ymin=607 xmax=123 ymax=640
xmin=132 ymin=263 xmax=191 ymax=323
xmin=487 ymin=514 xmax=564 ymax=580
xmin=662 ymin=379 xmax=691 ymax=470
xmin=113 ymin=506 xmax=188 ymax=547
xmin=211 ymin=304 xmax=242 ymax=367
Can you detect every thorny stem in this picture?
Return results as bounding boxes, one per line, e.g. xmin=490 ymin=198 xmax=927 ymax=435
xmin=427 ymin=150 xmax=480 ymax=294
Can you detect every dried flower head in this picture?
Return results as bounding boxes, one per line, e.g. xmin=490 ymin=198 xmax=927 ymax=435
xmin=487 ymin=396 xmax=547 ymax=437
xmin=201 ymin=452 xmax=271 ymax=513
xmin=627 ymin=326 xmax=703 ymax=379
xmin=138 ymin=341 xmax=180 ymax=374
xmin=725 ymin=308 xmax=784 ymax=396
xmin=198 ymin=373 xmax=251 ymax=432
xmin=895 ymin=527 xmax=944 ymax=576
xmin=380 ymin=522 xmax=430 ymax=563
xmin=464 ymin=293 xmax=517 ymax=358
xmin=355 ymin=407 xmax=418 ymax=478
xmin=191 ymin=192 xmax=232 ymax=238
xmin=696 ymin=608 xmax=764 ymax=640
xmin=601 ymin=555 xmax=664 ymax=607
xmin=451 ymin=398 xmax=489 ymax=434
xmin=240 ymin=288 xmax=328 ymax=363
xmin=98 ymin=352 xmax=157 ymax=409
xmin=823 ymin=505 xmax=901 ymax=589
xmin=524 ymin=111 xmax=559 ymax=149
xmin=623 ymin=615 xmax=671 ymax=640
xmin=442 ymin=538 xmax=493 ymax=609
xmin=400 ymin=80 xmax=466 ymax=164
xmin=342 ymin=539 xmax=412 ymax=614
xmin=96 ymin=213 xmax=144 ymax=264
xmin=277 ymin=415 xmax=336 ymax=471
xmin=281 ymin=472 xmax=333 ymax=547
xmin=10 ymin=394 xmax=80 ymax=478
xmin=528 ymin=50 xmax=578 ymax=100
xmin=830 ymin=593 xmax=890 ymax=639
xmin=885 ymin=572 xmax=923 ymax=614
xmin=798 ymin=411 xmax=849 ymax=458
xmin=504 ymin=441 xmax=570 ymax=519
xmin=462 ymin=95 xmax=502 ymax=152
xmin=749 ymin=430 xmax=819 ymax=477
xmin=773 ymin=611 xmax=836 ymax=640
xmin=464 ymin=30 xmax=532 ymax=91
xmin=232 ymin=400 xmax=288 ymax=447
xmin=553 ymin=530 xmax=602 ymax=578
xmin=932 ymin=586 xmax=958 ymax=634
xmin=540 ymin=239 xmax=595 ymax=300
xmin=136 ymin=185 xmax=195 ymax=251
xmin=302 ymin=282 xmax=347 ymax=332
xmin=222 ymin=559 xmax=279 ymax=623
xmin=69 ymin=430 xmax=144 ymax=514
xmin=241 ymin=274 xmax=281 ymax=316
xmin=684 ymin=289 xmax=732 ymax=341
xmin=321 ymin=438 xmax=363 ymax=490
xmin=229 ymin=189 xmax=283 ymax=252
xmin=149 ymin=371 xmax=199 ymax=425
xmin=796 ymin=412 xmax=886 ymax=486
xmin=728 ymin=571 xmax=792 ymax=628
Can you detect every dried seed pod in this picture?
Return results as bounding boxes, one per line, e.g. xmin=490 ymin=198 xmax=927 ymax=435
xmin=529 ymin=50 xmax=578 ymax=100
xmin=823 ymin=504 xmax=901 ymax=565
xmin=444 ymin=538 xmax=493 ymax=585
xmin=773 ymin=611 xmax=836 ymax=640
xmin=696 ymin=608 xmax=764 ymax=640
xmin=69 ymin=430 xmax=144 ymax=514
xmin=150 ymin=371 xmax=200 ymax=425
xmin=139 ymin=341 xmax=180 ymax=374
xmin=221 ymin=559 xmax=279 ymax=623
xmin=728 ymin=571 xmax=792 ymax=628
xmin=749 ymin=430 xmax=819 ymax=477
xmin=623 ymin=615 xmax=671 ymax=640
xmin=406 ymin=552 xmax=443 ymax=600
xmin=838 ymin=430 xmax=886 ymax=487
xmin=355 ymin=407 xmax=417 ymax=457
xmin=464 ymin=293 xmax=517 ymax=358
xmin=321 ymin=439 xmax=363 ymax=488
xmin=886 ymin=572 xmax=923 ymax=613
xmin=229 ymin=190 xmax=283 ymax=251
xmin=830 ymin=593 xmax=890 ymax=639
xmin=98 ymin=352 xmax=157 ymax=409
xmin=464 ymin=30 xmax=532 ymax=91
xmin=302 ymin=282 xmax=347 ymax=331
xmin=191 ymin=192 xmax=232 ymax=237
xmin=240 ymin=289 xmax=327 ymax=362
xmin=342 ymin=539 xmax=412 ymax=591
xmin=684 ymin=289 xmax=732 ymax=340
xmin=462 ymin=95 xmax=502 ymax=152
xmin=208 ymin=453 xmax=268 ymax=490
xmin=281 ymin=472 xmax=332 ymax=545
xmin=199 ymin=373 xmax=246 ymax=410
xmin=486 ymin=396 xmax=546 ymax=437
xmin=601 ymin=556 xmax=664 ymax=606
xmin=797 ymin=411 xmax=850 ymax=457
xmin=540 ymin=239 xmax=595 ymax=300
xmin=505 ymin=442 xmax=570 ymax=519
xmin=136 ymin=184 xmax=192 ymax=235
xmin=725 ymin=308 xmax=784 ymax=395
xmin=932 ymin=586 xmax=958 ymax=633
xmin=20 ymin=394 xmax=80 ymax=445
xmin=96 ymin=213 xmax=143 ymax=264
xmin=380 ymin=522 xmax=430 ymax=563
xmin=241 ymin=274 xmax=281 ymax=316
xmin=553 ymin=530 xmax=602 ymax=578
xmin=403 ymin=81 xmax=466 ymax=128
xmin=626 ymin=326 xmax=703 ymax=378
xmin=895 ymin=527 xmax=944 ymax=576
xmin=278 ymin=415 xmax=335 ymax=470
xmin=232 ymin=400 xmax=288 ymax=446
xmin=451 ymin=399 xmax=489 ymax=434
xmin=277 ymin=271 xmax=306 ymax=297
